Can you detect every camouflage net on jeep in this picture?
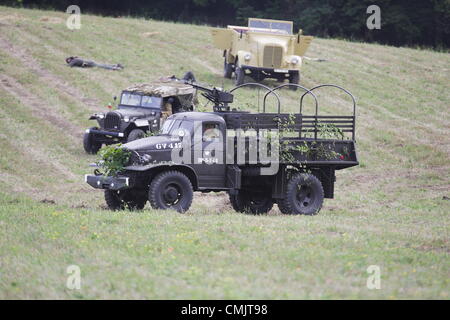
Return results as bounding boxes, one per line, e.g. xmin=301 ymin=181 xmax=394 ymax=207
xmin=125 ymin=78 xmax=196 ymax=98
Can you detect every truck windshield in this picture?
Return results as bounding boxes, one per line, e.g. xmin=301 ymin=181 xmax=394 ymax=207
xmin=248 ymin=19 xmax=292 ymax=35
xmin=120 ymin=93 xmax=162 ymax=109
xmin=161 ymin=119 xmax=193 ymax=136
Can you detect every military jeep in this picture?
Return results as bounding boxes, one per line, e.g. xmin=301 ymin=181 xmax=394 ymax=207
xmin=83 ymin=78 xmax=197 ymax=154
xmin=211 ymin=18 xmax=313 ymax=86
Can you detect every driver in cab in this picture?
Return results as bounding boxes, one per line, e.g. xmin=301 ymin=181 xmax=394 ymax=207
xmin=203 ymin=123 xmax=220 ymax=141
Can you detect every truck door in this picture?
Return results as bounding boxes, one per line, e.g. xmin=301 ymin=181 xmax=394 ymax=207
xmin=193 ymin=121 xmax=226 ymax=189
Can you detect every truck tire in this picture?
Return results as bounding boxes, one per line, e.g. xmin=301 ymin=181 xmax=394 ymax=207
xmin=234 ymin=66 xmax=245 ymax=86
xmin=224 ymin=58 xmax=233 ymax=79
xmin=148 ymin=171 xmax=193 ymax=213
xmin=83 ymin=127 xmax=102 ymax=154
xmin=289 ymin=72 xmax=300 ymax=91
xmin=127 ymin=129 xmax=145 ymax=142
xmin=278 ymin=173 xmax=324 ymax=215
xmin=104 ymin=189 xmax=147 ymax=211
xmin=229 ymin=191 xmax=273 ymax=214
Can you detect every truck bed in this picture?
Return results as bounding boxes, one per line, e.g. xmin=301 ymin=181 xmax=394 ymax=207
xmin=281 ymin=138 xmax=358 ymax=169
xmin=220 ymin=112 xmax=358 ymax=170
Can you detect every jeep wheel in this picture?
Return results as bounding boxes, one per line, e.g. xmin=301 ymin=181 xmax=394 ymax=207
xmin=224 ymin=58 xmax=233 ymax=79
xmin=278 ymin=173 xmax=324 ymax=215
xmin=289 ymin=72 xmax=300 ymax=91
xmin=229 ymin=191 xmax=273 ymax=214
xmin=83 ymin=127 xmax=102 ymax=154
xmin=104 ymin=189 xmax=147 ymax=211
xmin=148 ymin=171 xmax=193 ymax=213
xmin=234 ymin=66 xmax=245 ymax=86
xmin=127 ymin=129 xmax=145 ymax=142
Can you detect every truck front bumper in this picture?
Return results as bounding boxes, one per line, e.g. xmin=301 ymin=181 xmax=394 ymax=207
xmin=241 ymin=65 xmax=299 ymax=74
xmin=86 ymin=128 xmax=124 ymax=138
xmin=85 ymin=174 xmax=130 ymax=190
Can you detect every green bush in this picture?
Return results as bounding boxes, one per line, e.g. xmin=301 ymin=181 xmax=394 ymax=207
xmin=97 ymin=144 xmax=131 ymax=176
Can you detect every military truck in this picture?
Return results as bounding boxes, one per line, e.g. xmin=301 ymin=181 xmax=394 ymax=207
xmin=83 ymin=77 xmax=197 ymax=154
xmin=85 ymin=81 xmax=358 ymax=215
xmin=211 ymin=18 xmax=313 ymax=86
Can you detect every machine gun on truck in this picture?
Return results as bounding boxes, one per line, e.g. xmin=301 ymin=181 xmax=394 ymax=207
xmin=85 ymin=81 xmax=358 ymax=215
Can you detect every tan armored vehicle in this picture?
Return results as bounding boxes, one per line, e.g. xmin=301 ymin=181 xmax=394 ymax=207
xmin=211 ymin=18 xmax=313 ymax=86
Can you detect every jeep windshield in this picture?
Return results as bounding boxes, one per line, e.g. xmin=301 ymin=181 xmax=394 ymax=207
xmin=248 ymin=19 xmax=292 ymax=35
xmin=161 ymin=118 xmax=193 ymax=136
xmin=120 ymin=92 xmax=162 ymax=109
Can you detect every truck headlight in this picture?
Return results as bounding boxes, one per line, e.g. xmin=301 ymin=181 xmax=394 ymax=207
xmin=97 ymin=113 xmax=105 ymax=119
xmin=291 ymin=57 xmax=300 ymax=64
xmin=124 ymin=116 xmax=130 ymax=122
xmin=244 ymin=53 xmax=251 ymax=61
xmin=141 ymin=154 xmax=152 ymax=164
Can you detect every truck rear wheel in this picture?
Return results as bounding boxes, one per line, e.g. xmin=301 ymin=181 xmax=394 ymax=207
xmin=83 ymin=127 xmax=102 ymax=154
xmin=104 ymin=189 xmax=147 ymax=211
xmin=127 ymin=129 xmax=145 ymax=142
xmin=148 ymin=171 xmax=193 ymax=213
xmin=278 ymin=173 xmax=324 ymax=215
xmin=229 ymin=191 xmax=273 ymax=214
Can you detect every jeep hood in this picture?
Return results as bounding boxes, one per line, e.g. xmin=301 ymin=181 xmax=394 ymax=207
xmin=123 ymin=135 xmax=180 ymax=153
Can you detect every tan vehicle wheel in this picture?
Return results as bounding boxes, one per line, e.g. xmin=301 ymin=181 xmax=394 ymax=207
xmin=224 ymin=58 xmax=233 ymax=79
xmin=234 ymin=66 xmax=245 ymax=86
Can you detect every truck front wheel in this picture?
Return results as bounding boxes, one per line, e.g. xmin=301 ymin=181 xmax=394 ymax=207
xmin=148 ymin=171 xmax=193 ymax=213
xmin=104 ymin=189 xmax=147 ymax=211
xmin=278 ymin=173 xmax=324 ymax=215
xmin=83 ymin=127 xmax=102 ymax=154
xmin=229 ymin=191 xmax=273 ymax=214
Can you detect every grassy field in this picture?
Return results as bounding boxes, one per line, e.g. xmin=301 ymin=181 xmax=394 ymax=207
xmin=0 ymin=6 xmax=449 ymax=299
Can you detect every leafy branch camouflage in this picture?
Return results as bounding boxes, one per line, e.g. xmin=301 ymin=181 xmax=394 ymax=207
xmin=277 ymin=114 xmax=343 ymax=165
xmin=97 ymin=144 xmax=131 ymax=176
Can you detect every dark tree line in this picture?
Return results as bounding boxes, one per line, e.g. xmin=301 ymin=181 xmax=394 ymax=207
xmin=2 ymin=0 xmax=449 ymax=49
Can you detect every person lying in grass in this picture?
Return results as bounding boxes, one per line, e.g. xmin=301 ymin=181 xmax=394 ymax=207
xmin=65 ymin=56 xmax=124 ymax=70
